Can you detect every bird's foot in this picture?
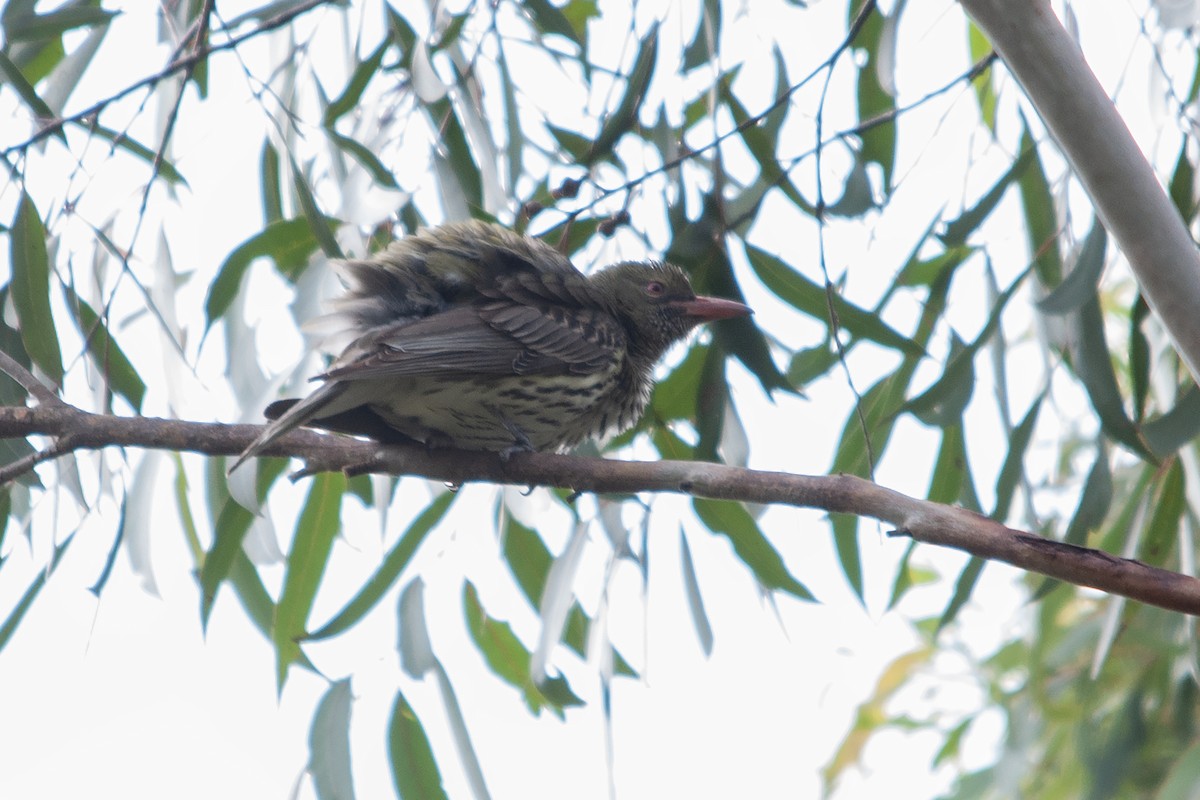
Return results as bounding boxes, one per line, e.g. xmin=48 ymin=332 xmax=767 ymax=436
xmin=498 ymin=440 xmax=535 ymax=462
xmin=487 ymin=404 xmax=535 ymax=462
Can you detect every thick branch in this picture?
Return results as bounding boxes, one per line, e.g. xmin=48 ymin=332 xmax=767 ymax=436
xmin=960 ymin=0 xmax=1200 ymax=384
xmin=2 ymin=403 xmax=1198 ymax=615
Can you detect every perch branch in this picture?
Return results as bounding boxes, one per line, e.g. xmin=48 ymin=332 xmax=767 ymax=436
xmin=0 ymin=402 xmax=1197 ymax=616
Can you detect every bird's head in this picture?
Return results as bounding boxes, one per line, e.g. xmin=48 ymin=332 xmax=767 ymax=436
xmin=590 ymin=261 xmax=752 ymax=362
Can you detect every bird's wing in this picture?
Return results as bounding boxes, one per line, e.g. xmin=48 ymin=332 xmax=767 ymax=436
xmin=322 ymin=301 xmax=624 ymax=381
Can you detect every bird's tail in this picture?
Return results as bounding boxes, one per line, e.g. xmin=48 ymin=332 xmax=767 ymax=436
xmin=228 ymin=381 xmax=352 ymax=474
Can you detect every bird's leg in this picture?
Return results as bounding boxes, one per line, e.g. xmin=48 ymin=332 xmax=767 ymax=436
xmin=486 ymin=404 xmax=535 ymax=462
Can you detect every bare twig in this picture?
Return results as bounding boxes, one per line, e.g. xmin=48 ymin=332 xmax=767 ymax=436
xmin=1 ymin=0 xmax=339 ymax=157
xmin=0 ymin=350 xmax=62 ymax=407
xmin=0 ymin=401 xmax=1198 ymax=616
xmin=0 ymin=436 xmax=73 ymax=484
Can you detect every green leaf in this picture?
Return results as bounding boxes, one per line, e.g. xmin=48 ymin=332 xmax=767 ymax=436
xmin=498 ymin=44 xmax=523 ymax=193
xmin=1064 ymin=445 xmax=1112 ymax=547
xmin=427 ymin=98 xmax=483 ymax=213
xmin=204 ymin=217 xmax=328 ymax=328
xmin=649 ymin=343 xmax=708 ymax=422
xmin=852 ymin=0 xmax=896 ymax=190
xmin=62 ymin=287 xmax=146 ymax=411
xmin=499 ymin=507 xmax=634 ymax=675
xmin=560 ymin=0 xmax=599 ymax=44
xmin=10 ymin=193 xmax=63 ymax=386
xmin=992 ymin=391 xmax=1045 ymax=521
xmin=720 ymin=81 xmax=811 ymax=213
xmin=523 ymin=0 xmax=584 ymax=48
xmin=683 ymin=0 xmax=721 ymax=70
xmin=787 ymin=341 xmax=839 ymax=387
xmin=388 ymin=689 xmax=448 ymax=800
xmin=1169 ymin=141 xmax=1196 ymax=222
xmin=547 ymin=124 xmax=594 ymax=162
xmin=693 ymin=343 xmax=729 ymax=462
xmin=275 ymin=472 xmax=346 ymax=690
xmin=1035 ymin=221 xmax=1106 ymax=315
xmin=199 ymin=499 xmax=255 ymax=626
xmin=590 ymin=22 xmax=658 ymax=163
xmin=937 ymin=557 xmax=984 ymax=635
xmin=260 ymin=140 xmax=284 ymax=225
xmin=324 ymin=38 xmax=389 ymax=126
xmin=1141 ymin=460 xmax=1184 ymax=563
xmin=0 ymin=533 xmax=74 ymax=654
xmin=693 ymin=498 xmax=815 ymax=601
xmin=967 ymin=23 xmax=997 ymax=132
xmin=941 ymin=145 xmax=1034 ymax=245
xmin=745 ymin=243 xmax=923 ymax=356
xmin=903 ymin=264 xmax=1031 ymax=426
xmin=1073 ymin=292 xmax=1151 ymax=459
xmin=88 ymin=123 xmax=188 ymax=186
xmin=903 ymin=333 xmax=974 ymax=428
xmin=290 ymin=157 xmax=344 ymax=258
xmin=927 ymin=423 xmax=968 ymax=505
xmin=1128 ymin=295 xmax=1151 ymax=422
xmin=305 ymin=491 xmax=455 ymax=642
xmin=1016 ymin=122 xmax=1063 ymax=287
xmin=886 ymin=541 xmax=937 ymax=610
xmin=0 ymin=50 xmax=58 ymax=125
xmin=327 ymin=130 xmax=399 ymax=188
xmin=463 ymin=582 xmax=581 ymax=714
xmin=667 ymin=201 xmax=790 ymax=393
xmin=4 ymin=6 xmax=115 ymax=41
xmin=1143 ymin=386 xmax=1200 ymax=457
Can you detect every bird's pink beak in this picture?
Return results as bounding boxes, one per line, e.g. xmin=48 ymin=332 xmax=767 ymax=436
xmin=676 ymin=295 xmax=753 ymax=321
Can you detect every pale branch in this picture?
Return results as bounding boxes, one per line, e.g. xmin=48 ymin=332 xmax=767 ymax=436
xmin=960 ymin=0 xmax=1200 ymax=384
xmin=0 ymin=403 xmax=1197 ymax=616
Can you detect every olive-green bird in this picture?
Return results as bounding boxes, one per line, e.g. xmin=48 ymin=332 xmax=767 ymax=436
xmin=231 ymin=220 xmax=751 ymax=470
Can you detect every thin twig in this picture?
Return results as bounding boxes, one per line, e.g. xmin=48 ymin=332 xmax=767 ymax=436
xmin=1 ymin=0 xmax=339 ymax=157
xmin=0 ymin=437 xmax=73 ymax=484
xmin=0 ymin=350 xmax=62 ymax=407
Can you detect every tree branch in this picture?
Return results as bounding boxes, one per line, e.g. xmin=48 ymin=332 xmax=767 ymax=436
xmin=960 ymin=0 xmax=1200 ymax=384
xmin=2 ymin=403 xmax=1198 ymax=616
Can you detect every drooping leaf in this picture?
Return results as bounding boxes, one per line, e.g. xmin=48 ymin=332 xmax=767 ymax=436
xmin=87 ymin=123 xmax=187 ymax=186
xmin=204 ymin=216 xmax=330 ymax=328
xmin=1016 ymin=122 xmax=1063 ymax=287
xmin=463 ymin=582 xmax=582 ymax=715
xmin=388 ymin=690 xmax=449 ymax=800
xmin=1036 ymin=222 xmax=1107 ymax=315
xmin=693 ymin=498 xmax=815 ymax=601
xmin=744 ymin=243 xmax=923 ymax=357
xmin=290 ymin=157 xmax=344 ymax=259
xmin=275 ymin=472 xmax=346 ymax=690
xmin=590 ymin=23 xmax=658 ymax=164
xmin=851 ymin=0 xmax=896 ymax=190
xmin=62 ymin=286 xmax=146 ymax=411
xmin=993 ymin=390 xmax=1046 ymax=521
xmin=324 ymin=37 xmax=389 ymax=127
xmin=10 ymin=194 xmax=63 ymax=386
xmin=0 ymin=533 xmax=74 ymax=654
xmin=305 ymin=491 xmax=455 ymax=642
xmin=941 ymin=145 xmax=1034 ymax=245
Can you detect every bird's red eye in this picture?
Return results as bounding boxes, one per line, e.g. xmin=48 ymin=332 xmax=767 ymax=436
xmin=645 ymin=281 xmax=665 ymax=296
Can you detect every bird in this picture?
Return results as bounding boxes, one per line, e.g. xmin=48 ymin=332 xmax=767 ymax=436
xmin=230 ymin=220 xmax=751 ymax=471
